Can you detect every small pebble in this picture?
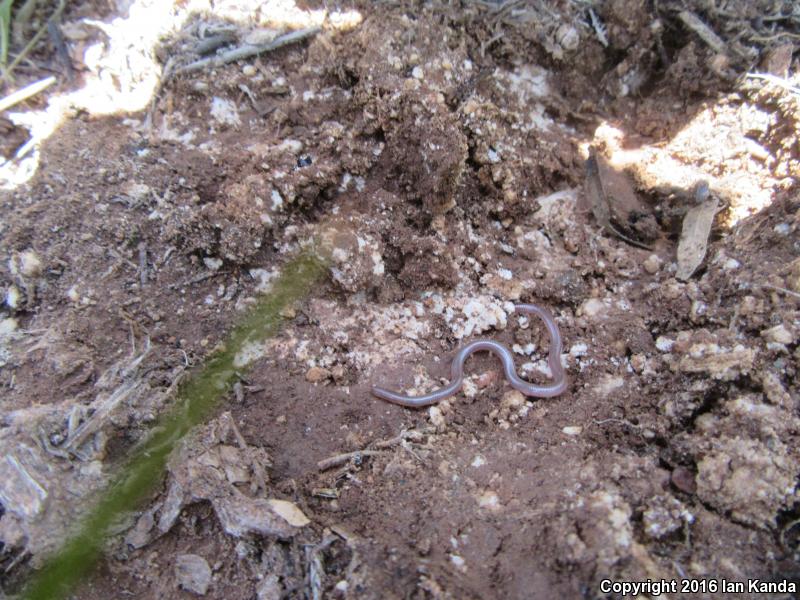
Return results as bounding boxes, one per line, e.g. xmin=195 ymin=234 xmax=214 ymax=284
xmin=203 ymin=257 xmax=223 ymax=271
xmin=643 ymin=254 xmax=661 ymax=274
xmin=19 ymin=250 xmax=43 ymax=278
xmin=478 ymin=491 xmax=501 ymax=510
xmin=630 ymin=353 xmax=646 ymax=373
xmin=429 ymin=406 xmax=446 ymax=428
xmin=579 ymin=298 xmax=605 ymax=319
xmin=671 ymin=466 xmax=697 ymax=494
xmin=175 ymin=554 xmax=212 ymax=596
xmin=0 ymin=317 xmax=18 ymax=335
xmin=562 ymin=426 xmax=582 ymax=436
xmin=5 ymin=285 xmax=20 ymax=309
xmin=305 ymin=366 xmax=331 ymax=383
xmin=761 ymin=324 xmax=794 ymax=345
xmin=501 ymin=390 xmax=525 ymax=409
xmin=242 ymin=64 xmax=257 ymax=77
xmin=655 ymin=336 xmax=674 ymax=352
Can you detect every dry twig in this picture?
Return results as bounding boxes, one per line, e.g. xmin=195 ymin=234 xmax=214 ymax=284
xmin=177 ymin=27 xmax=320 ymax=75
xmin=0 ymin=74 xmax=55 ymax=112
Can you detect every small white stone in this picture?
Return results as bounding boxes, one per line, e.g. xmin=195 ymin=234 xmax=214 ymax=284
xmin=250 ymin=268 xmax=278 ymax=293
xmin=66 ymin=285 xmax=80 ymax=303
xmin=487 ymin=148 xmax=500 ymax=163
xmin=462 ymin=378 xmax=478 ymax=398
xmin=5 ymin=285 xmax=20 ymax=309
xmin=723 ymin=258 xmax=741 ymax=270
xmin=773 ymin=223 xmax=791 ymax=235
xmin=19 ymin=250 xmax=43 ymax=277
xmin=175 ymin=554 xmax=212 ymax=596
xmin=450 ymin=554 xmax=466 ymax=568
xmin=429 ymin=406 xmax=446 ymax=428
xmin=0 ymin=317 xmax=17 ymax=335
xmin=242 ymin=64 xmax=257 ymax=77
xmin=501 ymin=390 xmax=525 ymax=409
xmin=271 ymin=189 xmax=284 ymax=210
xmin=569 ymin=343 xmax=588 ymax=357
xmin=210 ymin=97 xmax=240 ymax=126
xmin=643 ymin=254 xmax=661 ymax=274
xmin=471 ymin=455 xmax=486 ymax=468
xmin=203 ymin=257 xmax=223 ymax=271
xmin=562 ymin=426 xmax=582 ymax=436
xmin=478 ymin=491 xmax=501 ymax=510
xmin=411 ymin=66 xmax=424 ymax=79
xmin=580 ymin=298 xmax=606 ymax=318
xmin=762 ymin=324 xmax=794 ymax=345
xmin=655 ymin=336 xmax=674 ymax=352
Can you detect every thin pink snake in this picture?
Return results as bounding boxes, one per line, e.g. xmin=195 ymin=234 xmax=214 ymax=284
xmin=372 ymin=303 xmax=567 ymax=408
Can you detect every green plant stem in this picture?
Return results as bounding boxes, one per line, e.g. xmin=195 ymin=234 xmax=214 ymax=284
xmin=21 ymin=249 xmax=328 ymax=600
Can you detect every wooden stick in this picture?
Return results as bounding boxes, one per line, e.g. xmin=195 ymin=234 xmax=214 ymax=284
xmin=177 ymin=27 xmax=320 ymax=75
xmin=0 ymin=75 xmax=55 ymax=112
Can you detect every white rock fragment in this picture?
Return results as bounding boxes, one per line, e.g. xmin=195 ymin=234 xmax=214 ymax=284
xmin=5 ymin=286 xmax=20 ymax=309
xmin=453 ymin=296 xmax=510 ymax=339
xmin=271 ymin=189 xmax=284 ymax=210
xmin=478 ymin=491 xmax=501 ymax=510
xmin=773 ymin=223 xmax=790 ymax=235
xmin=579 ymin=298 xmax=607 ymax=319
xmin=266 ymin=499 xmax=310 ymax=527
xmin=250 ymin=268 xmax=278 ymax=293
xmin=723 ymin=258 xmax=741 ymax=271
xmin=655 ymin=336 xmax=675 ymax=352
xmin=125 ymin=508 xmax=156 ymax=549
xmin=210 ymin=97 xmax=241 ymax=126
xmin=594 ymin=375 xmax=624 ymax=396
xmin=512 ymin=343 xmax=536 ymax=356
xmin=677 ymin=343 xmax=755 ymax=380
xmin=562 ymin=426 xmax=582 ymax=436
xmin=0 ymin=453 xmax=48 ymax=519
xmin=501 ymin=390 xmax=525 ymax=410
xmin=203 ymin=257 xmax=223 ymax=271
xmin=371 ymin=251 xmax=385 ymax=276
xmin=411 ymin=66 xmax=424 ymax=79
xmin=175 ymin=553 xmax=212 ymax=596
xmin=213 ymin=495 xmax=303 ymax=539
xmin=643 ymin=254 xmax=661 ymax=274
xmin=761 ymin=324 xmax=794 ymax=345
xmin=643 ymin=495 xmax=694 ymax=539
xmin=471 ymin=455 xmax=486 ymax=468
xmin=18 ymin=250 xmax=43 ymax=278
xmin=429 ymin=406 xmax=446 ymax=429
xmin=256 ymin=574 xmax=282 ymax=600
xmin=462 ymin=378 xmax=478 ymax=398
xmin=569 ymin=343 xmax=588 ymax=358
xmin=450 ymin=554 xmax=466 ymax=569
xmin=0 ymin=317 xmax=17 ymax=335
xmin=278 ymin=139 xmax=303 ymax=154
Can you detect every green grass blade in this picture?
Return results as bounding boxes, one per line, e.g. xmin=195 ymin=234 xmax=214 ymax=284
xmin=20 ymin=249 xmax=328 ymax=600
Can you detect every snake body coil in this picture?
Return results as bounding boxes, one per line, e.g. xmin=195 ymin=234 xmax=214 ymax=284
xmin=372 ymin=303 xmax=567 ymax=408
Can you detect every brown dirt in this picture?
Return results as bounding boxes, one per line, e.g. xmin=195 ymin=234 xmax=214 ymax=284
xmin=1 ymin=1 xmax=799 ymax=599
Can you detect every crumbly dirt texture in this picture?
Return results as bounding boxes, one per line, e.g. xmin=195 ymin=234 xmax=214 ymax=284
xmin=1 ymin=1 xmax=799 ymax=598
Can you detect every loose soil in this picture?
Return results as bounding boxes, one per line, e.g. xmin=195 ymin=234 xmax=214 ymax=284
xmin=1 ymin=1 xmax=799 ymax=599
